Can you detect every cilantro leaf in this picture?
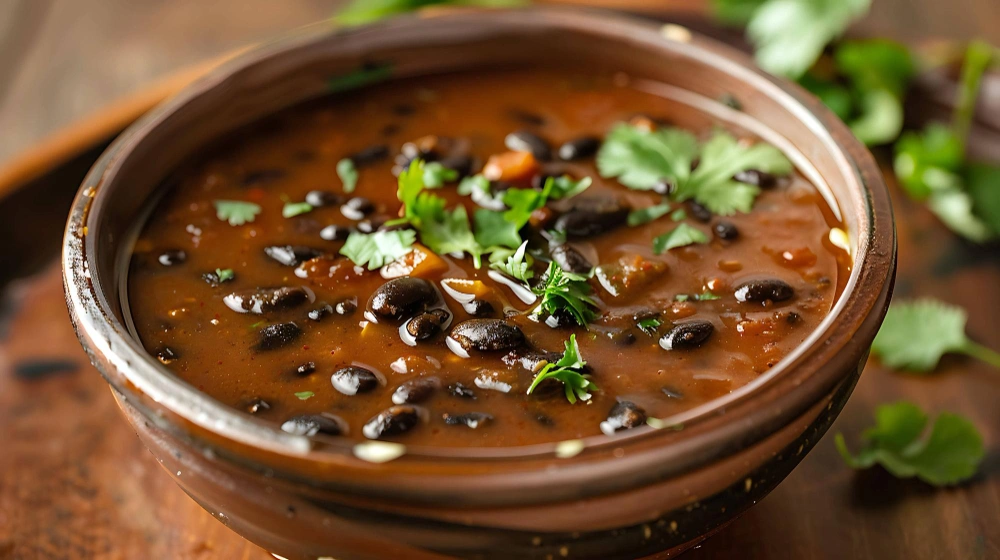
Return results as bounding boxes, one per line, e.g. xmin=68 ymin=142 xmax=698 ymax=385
xmin=653 ymin=223 xmax=709 ymax=253
xmin=526 ymin=334 xmax=597 ymax=404
xmin=676 ymin=131 xmax=792 ymax=215
xmin=893 ymin=124 xmax=965 ymax=200
xmin=214 ymin=200 xmax=262 ymax=226
xmin=637 ymin=317 xmax=662 ymax=335
xmin=335 ymin=0 xmax=528 ymax=27
xmin=710 ymin=0 xmax=768 ymax=24
xmin=596 ymin=123 xmax=698 ymax=190
xmin=746 ymin=0 xmax=871 ymax=79
xmin=490 ymin=240 xmax=533 ymax=282
xmin=294 ymin=391 xmax=315 ymax=401
xmin=835 ymin=401 xmax=984 ymax=486
xmin=927 ymin=189 xmax=994 ymax=243
xmin=835 ymin=39 xmax=914 ymax=99
xmin=965 ymin=163 xmax=1000 ymax=235
xmin=215 ymin=268 xmax=235 ymax=283
xmin=531 ymin=261 xmax=599 ymax=327
xmin=872 ymin=298 xmax=1000 ymax=372
xmin=670 ymin=208 xmax=687 ymax=221
xmin=418 ymin=203 xmax=484 ymax=267
xmin=848 ymin=89 xmax=906 ymax=147
xmin=282 ymin=201 xmax=314 ymax=218
xmin=474 ymin=209 xmax=522 ymax=251
xmin=340 ymin=229 xmax=416 ymax=270
xmin=503 ymin=182 xmax=550 ymax=229
xmin=627 ymin=202 xmax=673 ymax=226
xmin=422 ymin=161 xmax=458 ymax=188
xmin=458 ymin=174 xmax=505 ymax=210
xmin=548 ymin=175 xmax=592 ymax=199
xmin=338 ymin=158 xmax=358 ymax=193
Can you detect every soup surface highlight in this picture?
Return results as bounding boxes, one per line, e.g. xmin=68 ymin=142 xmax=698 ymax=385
xmin=128 ymin=68 xmax=850 ymax=447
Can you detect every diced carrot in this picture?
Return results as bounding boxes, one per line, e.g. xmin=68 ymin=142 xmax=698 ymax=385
xmin=483 ymin=151 xmax=539 ymax=182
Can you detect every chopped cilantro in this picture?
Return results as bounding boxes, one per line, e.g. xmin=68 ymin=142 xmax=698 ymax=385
xmin=213 ymin=200 xmax=262 ymax=226
xmin=215 ymin=268 xmax=235 ymax=283
xmin=627 ymin=203 xmax=672 ymax=226
xmin=637 ymin=317 xmax=662 ymax=335
xmin=526 ymin=334 xmax=597 ymax=404
xmin=547 ymin=175 xmax=592 ymax=199
xmin=674 ymin=294 xmax=690 ymax=302
xmin=596 ymin=123 xmax=698 ymax=191
xmin=697 ymin=290 xmax=721 ymax=301
xmin=335 ymin=0 xmax=528 ymax=26
xmin=872 ymin=299 xmax=1000 ymax=372
xmin=337 ymin=158 xmax=358 ymax=193
xmin=531 ymin=261 xmax=598 ymax=327
xmin=294 ymin=391 xmax=315 ymax=401
xmin=422 ymin=161 xmax=458 ymax=188
xmin=490 ymin=240 xmax=533 ymax=282
xmin=340 ymin=229 xmax=416 ymax=270
xmin=653 ymin=223 xmax=709 ymax=253
xmin=835 ymin=401 xmax=984 ymax=486
xmin=282 ymin=201 xmax=313 ymax=218
xmin=670 ymin=208 xmax=687 ymax=221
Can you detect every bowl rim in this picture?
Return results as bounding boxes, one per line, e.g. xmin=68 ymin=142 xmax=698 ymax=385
xmin=62 ymin=6 xmax=895 ymax=468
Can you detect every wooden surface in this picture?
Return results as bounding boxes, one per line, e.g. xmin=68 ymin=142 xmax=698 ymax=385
xmin=1 ymin=1 xmax=999 ymax=559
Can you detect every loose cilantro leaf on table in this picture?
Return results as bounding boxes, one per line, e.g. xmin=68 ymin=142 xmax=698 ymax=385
xmin=214 ymin=200 xmax=262 ymax=226
xmin=526 ymin=334 xmax=597 ymax=404
xmin=835 ymin=401 xmax=984 ymax=486
xmin=490 ymin=240 xmax=533 ymax=282
xmin=282 ymin=201 xmax=313 ymax=218
xmin=531 ymin=261 xmax=598 ymax=327
xmin=335 ymin=0 xmax=528 ymax=27
xmin=653 ymin=224 xmax=709 ymax=253
xmin=596 ymin=123 xmax=698 ymax=191
xmin=340 ymin=229 xmax=416 ymax=270
xmin=872 ymin=299 xmax=1000 ymax=372
xmin=337 ymin=158 xmax=358 ymax=193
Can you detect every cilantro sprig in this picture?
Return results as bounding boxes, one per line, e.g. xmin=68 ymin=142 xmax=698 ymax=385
xmin=531 ymin=261 xmax=599 ymax=327
xmin=835 ymin=401 xmax=984 ymax=486
xmin=526 ymin=334 xmax=597 ymax=404
xmin=214 ymin=200 xmax=262 ymax=226
xmin=340 ymin=229 xmax=416 ymax=270
xmin=872 ymin=299 xmax=1000 ymax=372
xmin=490 ymin=240 xmax=533 ymax=282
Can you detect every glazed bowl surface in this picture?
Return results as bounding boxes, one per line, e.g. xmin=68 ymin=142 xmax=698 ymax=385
xmin=62 ymin=7 xmax=895 ymax=560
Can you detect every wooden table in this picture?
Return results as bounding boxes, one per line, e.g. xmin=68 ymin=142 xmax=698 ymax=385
xmin=1 ymin=1 xmax=998 ymax=559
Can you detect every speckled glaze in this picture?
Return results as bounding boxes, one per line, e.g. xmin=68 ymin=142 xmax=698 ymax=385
xmin=62 ymin=8 xmax=894 ymax=559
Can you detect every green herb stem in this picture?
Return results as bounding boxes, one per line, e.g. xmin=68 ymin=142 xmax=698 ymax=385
xmin=961 ymin=339 xmax=1000 ymax=369
xmin=953 ymin=40 xmax=994 ymax=157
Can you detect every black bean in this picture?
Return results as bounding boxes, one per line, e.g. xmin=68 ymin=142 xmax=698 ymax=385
xmin=157 ymin=250 xmax=186 ymax=267
xmin=335 ymin=297 xmax=358 ymax=316
xmin=535 ymin=413 xmax=555 ymax=426
xmin=553 ymin=198 xmax=630 ymax=238
xmin=606 ymin=328 xmax=636 ymax=346
xmin=448 ymin=319 xmax=525 ymax=352
xmin=351 ymin=145 xmax=389 ymax=166
xmin=505 ymin=130 xmax=551 ymax=161
xmin=201 ymin=270 xmax=233 ymax=287
xmin=296 ymin=362 xmax=316 ymax=376
xmin=392 ymin=377 xmax=440 ymax=405
xmin=734 ymin=279 xmax=794 ymax=304
xmin=439 ymin=153 xmax=476 ymax=177
xmin=688 ymin=201 xmax=712 ymax=222
xmin=558 ymin=136 xmax=601 ymax=161
xmin=733 ymin=169 xmax=778 ymax=188
xmin=551 ymin=244 xmax=593 ymax=274
xmin=264 ymin=245 xmax=323 ymax=267
xmin=785 ymin=311 xmax=802 ymax=324
xmin=662 ymin=387 xmax=684 ymax=399
xmin=405 ymin=309 xmax=451 ymax=341
xmin=362 ymin=405 xmax=421 ymax=439
xmin=319 ymin=224 xmax=352 ymax=242
xmin=713 ymin=221 xmax=739 ymax=240
xmin=367 ymin=278 xmax=437 ymax=322
xmin=156 ymin=347 xmax=179 ymax=365
xmin=281 ymin=414 xmax=345 ymax=437
xmin=331 ymin=366 xmax=380 ymax=395
xmin=308 ymin=304 xmax=333 ymax=321
xmin=382 ymin=124 xmax=402 ymax=137
xmin=443 ymin=412 xmax=493 ymax=429
xmin=255 ymin=322 xmax=301 ymax=351
xmin=356 ymin=217 xmax=386 ymax=233
xmin=465 ymin=299 xmax=495 ymax=317
xmin=341 ymin=197 xmax=375 ymax=220
xmin=242 ymin=169 xmax=285 ymax=186
xmin=224 ymin=286 xmax=311 ymax=314
xmin=447 ymin=382 xmax=476 ymax=399
xmin=600 ymin=401 xmax=647 ymax=435
xmin=245 ymin=397 xmax=270 ymax=414
xmin=652 ymin=179 xmax=676 ymax=196
xmin=507 ymin=109 xmax=546 ymax=126
xmin=659 ymin=320 xmax=714 ymax=351
xmin=392 ymin=104 xmax=416 ymax=116
xmin=305 ymin=190 xmax=344 ymax=208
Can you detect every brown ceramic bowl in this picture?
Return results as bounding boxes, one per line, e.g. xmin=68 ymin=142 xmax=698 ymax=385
xmin=62 ymin=8 xmax=894 ymax=559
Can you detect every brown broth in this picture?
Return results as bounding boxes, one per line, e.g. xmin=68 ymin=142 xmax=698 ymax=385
xmin=127 ymin=68 xmax=850 ymax=447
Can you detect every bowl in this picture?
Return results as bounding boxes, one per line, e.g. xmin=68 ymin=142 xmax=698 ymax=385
xmin=62 ymin=7 xmax=895 ymax=559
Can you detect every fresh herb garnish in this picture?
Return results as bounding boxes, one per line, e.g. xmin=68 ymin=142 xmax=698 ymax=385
xmin=458 ymin=174 xmax=506 ymax=210
xmin=597 ymin=123 xmax=698 ymax=191
xmin=547 ymin=175 xmax=592 ymax=199
xmin=670 ymin=208 xmax=687 ymax=221
xmin=835 ymin=401 xmax=984 ymax=486
xmin=422 ymin=161 xmax=458 ymax=188
xmin=335 ymin=0 xmax=528 ymax=27
xmin=653 ymin=223 xmax=709 ymax=253
xmin=490 ymin=240 xmax=533 ymax=282
xmin=340 ymin=229 xmax=417 ymax=270
xmin=282 ymin=201 xmax=313 ymax=218
xmin=526 ymin=334 xmax=597 ymax=404
xmin=294 ymin=391 xmax=315 ymax=401
xmin=215 ymin=268 xmax=235 ymax=283
xmin=675 ymin=294 xmax=690 ymax=302
xmin=473 ymin=209 xmax=521 ymax=250
xmin=872 ymin=299 xmax=1000 ymax=372
xmin=697 ymin=290 xmax=721 ymax=301
xmin=637 ymin=317 xmax=662 ymax=334
xmin=213 ymin=200 xmax=262 ymax=226
xmin=627 ymin=202 xmax=673 ymax=226
xmin=337 ymin=158 xmax=359 ymax=193
xmin=531 ymin=261 xmax=598 ymax=327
